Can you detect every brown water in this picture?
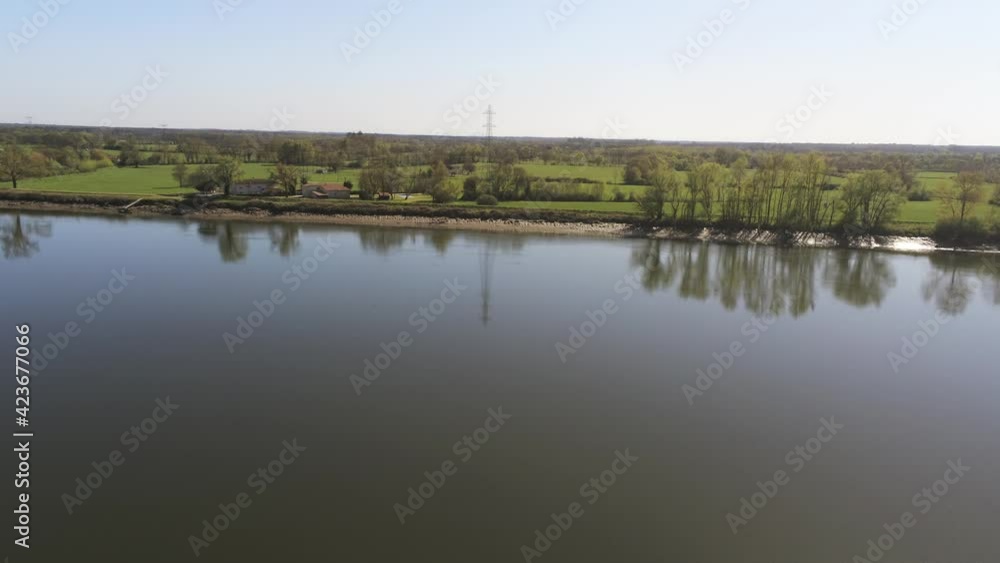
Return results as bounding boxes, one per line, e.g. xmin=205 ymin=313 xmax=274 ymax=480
xmin=2 ymin=212 xmax=998 ymax=563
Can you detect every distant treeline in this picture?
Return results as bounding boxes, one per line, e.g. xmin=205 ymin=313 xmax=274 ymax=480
xmin=3 ymin=124 xmax=1000 ymax=176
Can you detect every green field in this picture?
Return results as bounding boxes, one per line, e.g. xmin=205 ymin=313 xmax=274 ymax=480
xmin=18 ymin=164 xmax=363 ymax=197
xmin=10 ymin=162 xmax=998 ymax=227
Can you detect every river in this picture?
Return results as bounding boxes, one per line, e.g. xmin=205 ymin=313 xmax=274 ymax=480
xmin=1 ymin=212 xmax=997 ymax=562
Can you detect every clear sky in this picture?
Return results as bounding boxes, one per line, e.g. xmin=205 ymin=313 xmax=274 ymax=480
xmin=3 ymin=0 xmax=998 ymax=145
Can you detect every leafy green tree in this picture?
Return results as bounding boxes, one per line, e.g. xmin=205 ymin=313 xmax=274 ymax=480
xmin=172 ymin=162 xmax=188 ymax=187
xmin=213 ymin=158 xmax=243 ymax=196
xmin=0 ymin=142 xmax=33 ymax=189
xmin=689 ymin=162 xmax=725 ymax=220
xmin=431 ymin=161 xmax=449 ymax=186
xmin=940 ymin=171 xmax=985 ymax=225
xmin=428 ymin=161 xmax=457 ymax=203
xmin=359 ymin=161 xmax=403 ymax=199
xmin=428 ymin=178 xmax=459 ymax=203
xmin=277 ymin=140 xmax=315 ymax=165
xmin=117 ymin=141 xmax=142 ymax=168
xmin=270 ymin=162 xmax=301 ymax=197
xmin=840 ymin=170 xmax=904 ymax=233
xmin=463 ymin=176 xmax=479 ymax=201
xmin=637 ymin=172 xmax=668 ymax=221
xmin=188 ymin=166 xmax=217 ymax=192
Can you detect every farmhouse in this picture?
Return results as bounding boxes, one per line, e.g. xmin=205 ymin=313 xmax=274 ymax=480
xmin=303 ymin=183 xmax=351 ymax=199
xmin=231 ymin=179 xmax=278 ymax=196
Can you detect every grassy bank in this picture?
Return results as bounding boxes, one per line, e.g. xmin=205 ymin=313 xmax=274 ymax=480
xmin=12 ymin=164 xmax=997 ymax=230
xmin=0 ymin=189 xmax=641 ymax=226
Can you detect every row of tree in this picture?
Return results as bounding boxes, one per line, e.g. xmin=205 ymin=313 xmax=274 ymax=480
xmin=634 ymin=154 xmax=999 ymax=234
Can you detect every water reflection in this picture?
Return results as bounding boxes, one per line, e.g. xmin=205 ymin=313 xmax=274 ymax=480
xmin=268 ymin=223 xmax=301 ymax=257
xmin=426 ymin=230 xmax=456 ymax=256
xmin=632 ymin=240 xmax=903 ymax=317
xmin=923 ymin=253 xmax=1000 ymax=314
xmin=822 ymin=251 xmax=896 ymax=308
xmin=357 ymin=228 xmax=414 ymax=256
xmin=183 ymin=219 xmax=999 ymax=319
xmin=1 ymin=214 xmax=52 ymax=259
xmin=198 ymin=222 xmax=249 ymax=263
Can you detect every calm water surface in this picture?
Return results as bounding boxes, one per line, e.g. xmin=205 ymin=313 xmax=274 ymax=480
xmin=2 ymin=212 xmax=998 ymax=563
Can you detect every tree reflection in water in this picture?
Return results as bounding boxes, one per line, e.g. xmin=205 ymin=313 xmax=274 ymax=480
xmin=198 ymin=221 xmax=249 ymax=263
xmin=923 ymin=253 xmax=1000 ymax=314
xmin=268 ymin=223 xmax=301 ymax=257
xmin=631 ymin=239 xmax=903 ymax=318
xmin=1 ymin=214 xmax=52 ymax=260
xmin=822 ymin=251 xmax=896 ymax=308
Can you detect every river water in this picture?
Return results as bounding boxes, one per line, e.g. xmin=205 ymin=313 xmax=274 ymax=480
xmin=2 ymin=212 xmax=997 ymax=562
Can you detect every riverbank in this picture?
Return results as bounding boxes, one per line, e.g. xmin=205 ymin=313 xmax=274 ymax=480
xmin=0 ymin=190 xmax=996 ymax=253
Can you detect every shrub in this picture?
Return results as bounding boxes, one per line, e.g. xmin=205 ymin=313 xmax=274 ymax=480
xmin=77 ymin=160 xmax=98 ymax=173
xmin=476 ymin=194 xmax=498 ymax=206
xmin=188 ymin=166 xmax=218 ymax=193
xmin=613 ymin=189 xmax=626 ymax=202
xmin=907 ymin=185 xmax=933 ymax=201
xmin=429 ymin=185 xmax=458 ymax=204
xmin=463 ymin=177 xmax=479 ymax=201
xmin=933 ymin=217 xmax=991 ymax=245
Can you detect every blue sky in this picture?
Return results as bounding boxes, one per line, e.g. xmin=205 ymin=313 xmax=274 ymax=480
xmin=2 ymin=0 xmax=998 ymax=144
